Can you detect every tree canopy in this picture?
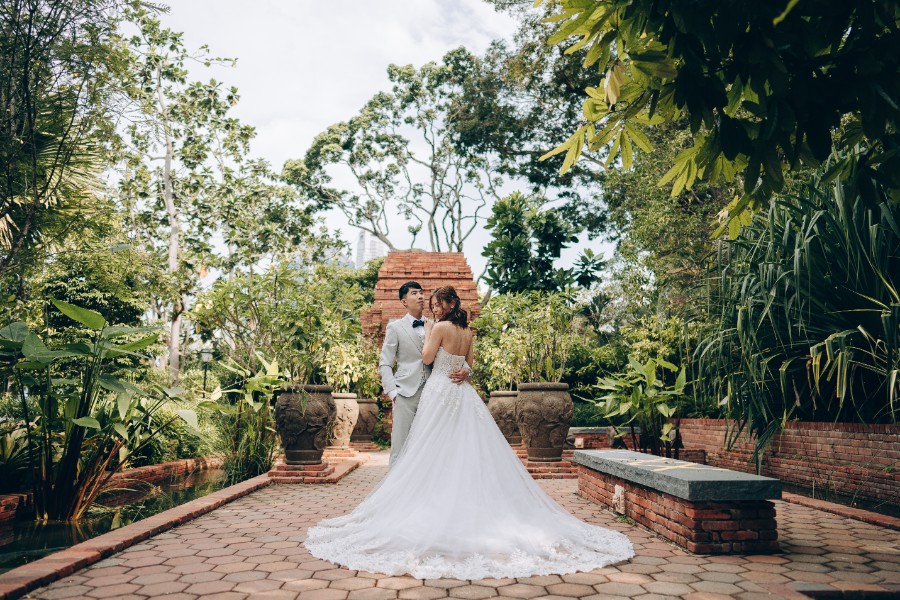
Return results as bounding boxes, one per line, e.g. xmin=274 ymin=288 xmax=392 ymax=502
xmin=482 ymin=192 xmax=603 ymax=293
xmin=539 ymin=0 xmax=900 ymax=227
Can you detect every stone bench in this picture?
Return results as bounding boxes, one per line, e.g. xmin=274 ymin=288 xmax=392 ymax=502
xmin=574 ymin=449 xmax=781 ymax=554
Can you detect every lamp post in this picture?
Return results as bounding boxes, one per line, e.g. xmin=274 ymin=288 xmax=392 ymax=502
xmin=200 ymin=348 xmax=213 ymax=392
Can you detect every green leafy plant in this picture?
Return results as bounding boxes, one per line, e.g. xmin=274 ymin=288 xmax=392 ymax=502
xmin=352 ymin=341 xmax=384 ymax=400
xmin=0 ymin=419 xmax=32 ymax=492
xmin=202 ymin=354 xmax=284 ymax=485
xmin=474 ymin=291 xmax=578 ymax=387
xmin=321 ymin=319 xmax=368 ymax=394
xmin=594 ymin=356 xmax=686 ymax=456
xmin=0 ymin=300 xmax=198 ymax=521
xmin=482 ymin=192 xmax=603 ymax=293
xmin=192 ymin=261 xmax=366 ymax=385
xmin=697 ymin=168 xmax=900 ymax=464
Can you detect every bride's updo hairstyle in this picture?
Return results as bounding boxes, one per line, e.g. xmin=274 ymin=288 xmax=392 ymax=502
xmin=430 ymin=286 xmax=468 ymax=328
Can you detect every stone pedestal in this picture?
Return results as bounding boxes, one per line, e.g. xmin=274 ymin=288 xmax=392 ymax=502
xmin=514 ymin=444 xmax=577 ymax=479
xmin=350 ymin=441 xmax=382 ymax=452
xmin=267 ymin=459 xmax=363 ymax=484
xmin=324 ymin=447 xmax=359 ymax=460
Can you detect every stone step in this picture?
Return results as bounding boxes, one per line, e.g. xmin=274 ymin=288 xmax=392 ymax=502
xmin=350 ymin=441 xmax=381 ymax=449
xmin=268 ymin=457 xmax=363 ymax=484
xmin=324 ymin=448 xmax=360 ymax=459
xmin=268 ymin=469 xmax=336 ymax=479
xmin=271 ymin=462 xmax=331 ymax=472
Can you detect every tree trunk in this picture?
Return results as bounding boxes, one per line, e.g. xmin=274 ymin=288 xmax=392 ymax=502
xmin=157 ymin=66 xmax=182 ymax=384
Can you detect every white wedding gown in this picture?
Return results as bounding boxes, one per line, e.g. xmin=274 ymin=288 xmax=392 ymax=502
xmin=304 ymin=347 xmax=634 ymax=579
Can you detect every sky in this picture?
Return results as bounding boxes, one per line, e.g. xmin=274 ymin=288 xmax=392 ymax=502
xmin=160 ymin=0 xmax=611 ymax=279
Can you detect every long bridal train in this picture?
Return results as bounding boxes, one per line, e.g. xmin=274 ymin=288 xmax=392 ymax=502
xmin=305 ymin=347 xmax=634 ymax=580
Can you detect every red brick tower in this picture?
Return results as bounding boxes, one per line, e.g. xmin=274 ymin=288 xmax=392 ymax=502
xmin=361 ymin=250 xmax=481 ymax=344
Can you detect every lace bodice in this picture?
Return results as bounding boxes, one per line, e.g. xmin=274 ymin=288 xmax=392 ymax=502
xmin=431 ymin=346 xmax=469 ymax=377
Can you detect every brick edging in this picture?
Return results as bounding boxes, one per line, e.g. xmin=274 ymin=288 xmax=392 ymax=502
xmin=781 ymin=492 xmax=900 ymax=531
xmin=0 ymin=474 xmax=272 ymax=600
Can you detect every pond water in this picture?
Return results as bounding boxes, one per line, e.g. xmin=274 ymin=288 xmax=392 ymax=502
xmin=0 ymin=468 xmax=226 ymax=574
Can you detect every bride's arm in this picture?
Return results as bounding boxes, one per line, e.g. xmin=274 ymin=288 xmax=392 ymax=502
xmin=422 ymin=321 xmax=442 ymax=365
xmin=465 ymin=331 xmax=475 ymax=368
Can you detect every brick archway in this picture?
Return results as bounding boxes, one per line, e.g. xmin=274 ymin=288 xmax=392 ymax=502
xmin=361 ymin=251 xmax=481 ymax=344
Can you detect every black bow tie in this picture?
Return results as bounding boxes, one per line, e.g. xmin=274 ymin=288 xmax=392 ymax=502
xmin=412 ymin=319 xmax=425 ymax=328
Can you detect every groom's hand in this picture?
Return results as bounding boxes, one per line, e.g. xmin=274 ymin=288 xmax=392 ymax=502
xmin=448 ymin=368 xmax=470 ymax=384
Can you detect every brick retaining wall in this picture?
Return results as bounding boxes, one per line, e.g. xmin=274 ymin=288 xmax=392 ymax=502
xmin=571 ymin=430 xmax=707 ymax=464
xmin=0 ymin=456 xmax=222 ymax=523
xmin=677 ymin=419 xmax=899 ymax=507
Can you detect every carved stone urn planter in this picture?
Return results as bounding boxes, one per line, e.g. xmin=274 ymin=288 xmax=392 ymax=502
xmin=515 ymin=382 xmax=573 ymax=462
xmin=329 ymin=392 xmax=360 ymax=449
xmin=351 ymin=397 xmax=379 ymax=443
xmin=488 ymin=390 xmax=521 ymax=445
xmin=274 ymin=384 xmax=336 ymax=465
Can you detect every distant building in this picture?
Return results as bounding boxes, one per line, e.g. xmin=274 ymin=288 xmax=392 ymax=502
xmin=355 ymin=230 xmax=388 ymax=269
xmin=326 ymin=250 xmax=355 ymax=269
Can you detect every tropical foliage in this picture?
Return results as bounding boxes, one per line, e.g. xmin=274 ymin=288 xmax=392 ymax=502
xmin=482 ymin=192 xmax=604 ymax=294
xmin=0 ymin=0 xmax=122 ymax=277
xmin=539 ymin=0 xmax=900 ymax=228
xmin=0 ymin=300 xmax=197 ymax=520
xmin=593 ymin=356 xmax=686 ymax=456
xmin=698 ymin=167 xmax=900 ymax=457
xmin=473 ymin=292 xmax=579 ymax=389
xmin=192 ymin=261 xmax=368 ymax=383
xmin=3 ymin=0 xmax=900 ymax=523
xmin=204 ymin=356 xmax=284 ymax=485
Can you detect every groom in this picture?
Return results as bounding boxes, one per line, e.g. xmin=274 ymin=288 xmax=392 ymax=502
xmin=379 ymin=281 xmax=469 ymax=465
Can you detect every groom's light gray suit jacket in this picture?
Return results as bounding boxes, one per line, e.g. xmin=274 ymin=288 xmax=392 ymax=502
xmin=379 ymin=317 xmax=431 ymax=398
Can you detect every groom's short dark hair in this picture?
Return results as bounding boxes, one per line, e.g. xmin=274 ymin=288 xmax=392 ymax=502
xmin=399 ymin=281 xmax=423 ymax=300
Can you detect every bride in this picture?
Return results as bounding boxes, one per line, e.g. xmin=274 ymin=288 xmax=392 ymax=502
xmin=304 ymin=286 xmax=633 ymax=579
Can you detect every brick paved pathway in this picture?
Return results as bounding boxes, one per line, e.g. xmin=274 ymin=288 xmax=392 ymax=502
xmin=25 ymin=452 xmax=900 ymax=600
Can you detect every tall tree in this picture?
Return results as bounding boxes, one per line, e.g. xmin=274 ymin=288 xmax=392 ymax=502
xmin=213 ymin=158 xmax=321 ymax=276
xmin=0 ymin=0 xmax=121 ymax=277
xmin=284 ymin=60 xmax=502 ymax=252
xmin=445 ymin=29 xmax=600 ymax=196
xmin=117 ymin=7 xmax=255 ymax=383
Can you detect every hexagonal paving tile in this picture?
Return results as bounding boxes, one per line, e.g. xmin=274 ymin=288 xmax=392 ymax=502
xmin=496 ymin=583 xmax=546 ymax=598
xmin=398 ymin=587 xmax=449 ymax=600
xmin=20 ymin=453 xmax=900 ymax=600
xmin=377 ymin=577 xmax=424 ymax=590
xmin=347 ymin=588 xmax=400 ymax=600
xmin=447 ymin=585 xmax=498 ymax=599
xmin=545 ymin=582 xmax=595 ymax=597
